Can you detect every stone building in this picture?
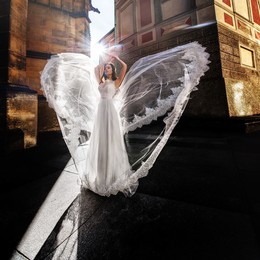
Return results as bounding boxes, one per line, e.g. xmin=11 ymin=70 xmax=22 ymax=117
xmin=0 ymin=0 xmax=98 ymax=153
xmin=101 ymin=0 xmax=260 ymax=130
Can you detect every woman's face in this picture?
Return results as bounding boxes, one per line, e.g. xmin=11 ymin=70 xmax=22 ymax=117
xmin=105 ymin=64 xmax=113 ymax=76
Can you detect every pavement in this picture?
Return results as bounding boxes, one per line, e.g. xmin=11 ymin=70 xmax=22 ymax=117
xmin=1 ymin=118 xmax=260 ymax=260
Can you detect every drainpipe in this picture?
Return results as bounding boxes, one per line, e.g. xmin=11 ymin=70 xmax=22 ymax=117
xmin=114 ymin=0 xmax=116 ymax=45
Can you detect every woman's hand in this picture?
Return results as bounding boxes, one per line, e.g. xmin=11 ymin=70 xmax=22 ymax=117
xmin=104 ymin=52 xmax=118 ymax=63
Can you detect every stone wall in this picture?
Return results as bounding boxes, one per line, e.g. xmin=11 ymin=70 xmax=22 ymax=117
xmin=26 ymin=1 xmax=91 ymax=93
xmin=7 ymin=86 xmax=38 ymax=148
xmin=26 ymin=0 xmax=91 ymax=133
xmin=9 ymin=0 xmax=28 ymax=85
xmin=0 ymin=0 xmax=10 ymax=83
xmin=112 ymin=0 xmax=229 ymax=120
xmin=0 ymin=0 xmax=39 ymax=153
xmin=218 ymin=24 xmax=260 ymax=117
xmin=0 ymin=0 xmax=92 ymax=153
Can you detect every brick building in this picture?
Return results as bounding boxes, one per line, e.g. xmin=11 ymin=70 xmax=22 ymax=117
xmin=0 ymin=0 xmax=98 ymax=153
xmin=2 ymin=0 xmax=260 ymax=153
xmin=100 ymin=0 xmax=260 ymax=129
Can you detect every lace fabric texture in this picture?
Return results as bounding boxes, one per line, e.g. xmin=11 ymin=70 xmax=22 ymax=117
xmin=40 ymin=41 xmax=210 ymax=197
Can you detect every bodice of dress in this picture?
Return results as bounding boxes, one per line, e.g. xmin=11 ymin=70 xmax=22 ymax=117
xmin=98 ymin=80 xmax=117 ymax=99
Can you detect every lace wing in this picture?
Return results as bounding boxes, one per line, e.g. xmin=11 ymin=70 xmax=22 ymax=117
xmin=116 ymin=41 xmax=210 ymax=182
xmin=118 ymin=41 xmax=210 ymax=133
xmin=40 ymin=53 xmax=99 ymax=158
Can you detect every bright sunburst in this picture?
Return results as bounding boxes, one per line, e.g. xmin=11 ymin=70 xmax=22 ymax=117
xmin=91 ymin=42 xmax=105 ymax=65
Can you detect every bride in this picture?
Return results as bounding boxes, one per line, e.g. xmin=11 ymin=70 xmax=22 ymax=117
xmin=40 ymin=41 xmax=210 ymax=197
xmin=83 ymin=54 xmax=138 ymax=196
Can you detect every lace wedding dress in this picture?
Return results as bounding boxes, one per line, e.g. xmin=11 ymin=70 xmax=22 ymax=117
xmin=40 ymin=41 xmax=210 ymax=197
xmin=82 ymin=79 xmax=137 ymax=196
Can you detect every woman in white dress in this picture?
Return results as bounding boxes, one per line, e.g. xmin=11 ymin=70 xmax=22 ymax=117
xmin=82 ymin=55 xmax=138 ymax=196
xmin=40 ymin=41 xmax=210 ymax=198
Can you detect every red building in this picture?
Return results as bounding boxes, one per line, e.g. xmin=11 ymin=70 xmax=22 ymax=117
xmin=100 ymin=0 xmax=260 ymax=130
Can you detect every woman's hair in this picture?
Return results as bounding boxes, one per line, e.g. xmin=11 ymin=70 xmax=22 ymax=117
xmin=103 ymin=63 xmax=117 ymax=81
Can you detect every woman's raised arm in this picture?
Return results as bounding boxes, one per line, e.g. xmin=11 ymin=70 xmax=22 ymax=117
xmin=111 ymin=55 xmax=127 ymax=88
xmin=94 ymin=63 xmax=104 ymax=84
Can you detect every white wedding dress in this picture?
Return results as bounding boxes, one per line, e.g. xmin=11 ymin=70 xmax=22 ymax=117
xmin=40 ymin=41 xmax=210 ymax=197
xmin=81 ymin=79 xmax=137 ymax=196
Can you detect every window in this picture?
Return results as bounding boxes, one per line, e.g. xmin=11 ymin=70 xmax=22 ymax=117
xmin=251 ymin=0 xmax=260 ymax=25
xmin=119 ymin=3 xmax=134 ymax=41
xmin=161 ymin=0 xmax=192 ymax=21
xmin=240 ymin=45 xmax=256 ymax=68
xmin=136 ymin=0 xmax=155 ymax=31
xmin=233 ymin=0 xmax=249 ymax=20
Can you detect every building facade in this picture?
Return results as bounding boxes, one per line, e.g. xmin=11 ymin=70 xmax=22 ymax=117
xmin=0 ymin=0 xmax=97 ymax=153
xmin=101 ymin=0 xmax=260 ymax=126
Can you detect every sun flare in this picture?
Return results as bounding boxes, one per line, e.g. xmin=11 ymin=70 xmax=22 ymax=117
xmin=91 ymin=43 xmax=105 ymax=64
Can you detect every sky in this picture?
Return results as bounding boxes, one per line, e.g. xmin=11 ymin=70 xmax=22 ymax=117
xmin=89 ymin=0 xmax=115 ymax=63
